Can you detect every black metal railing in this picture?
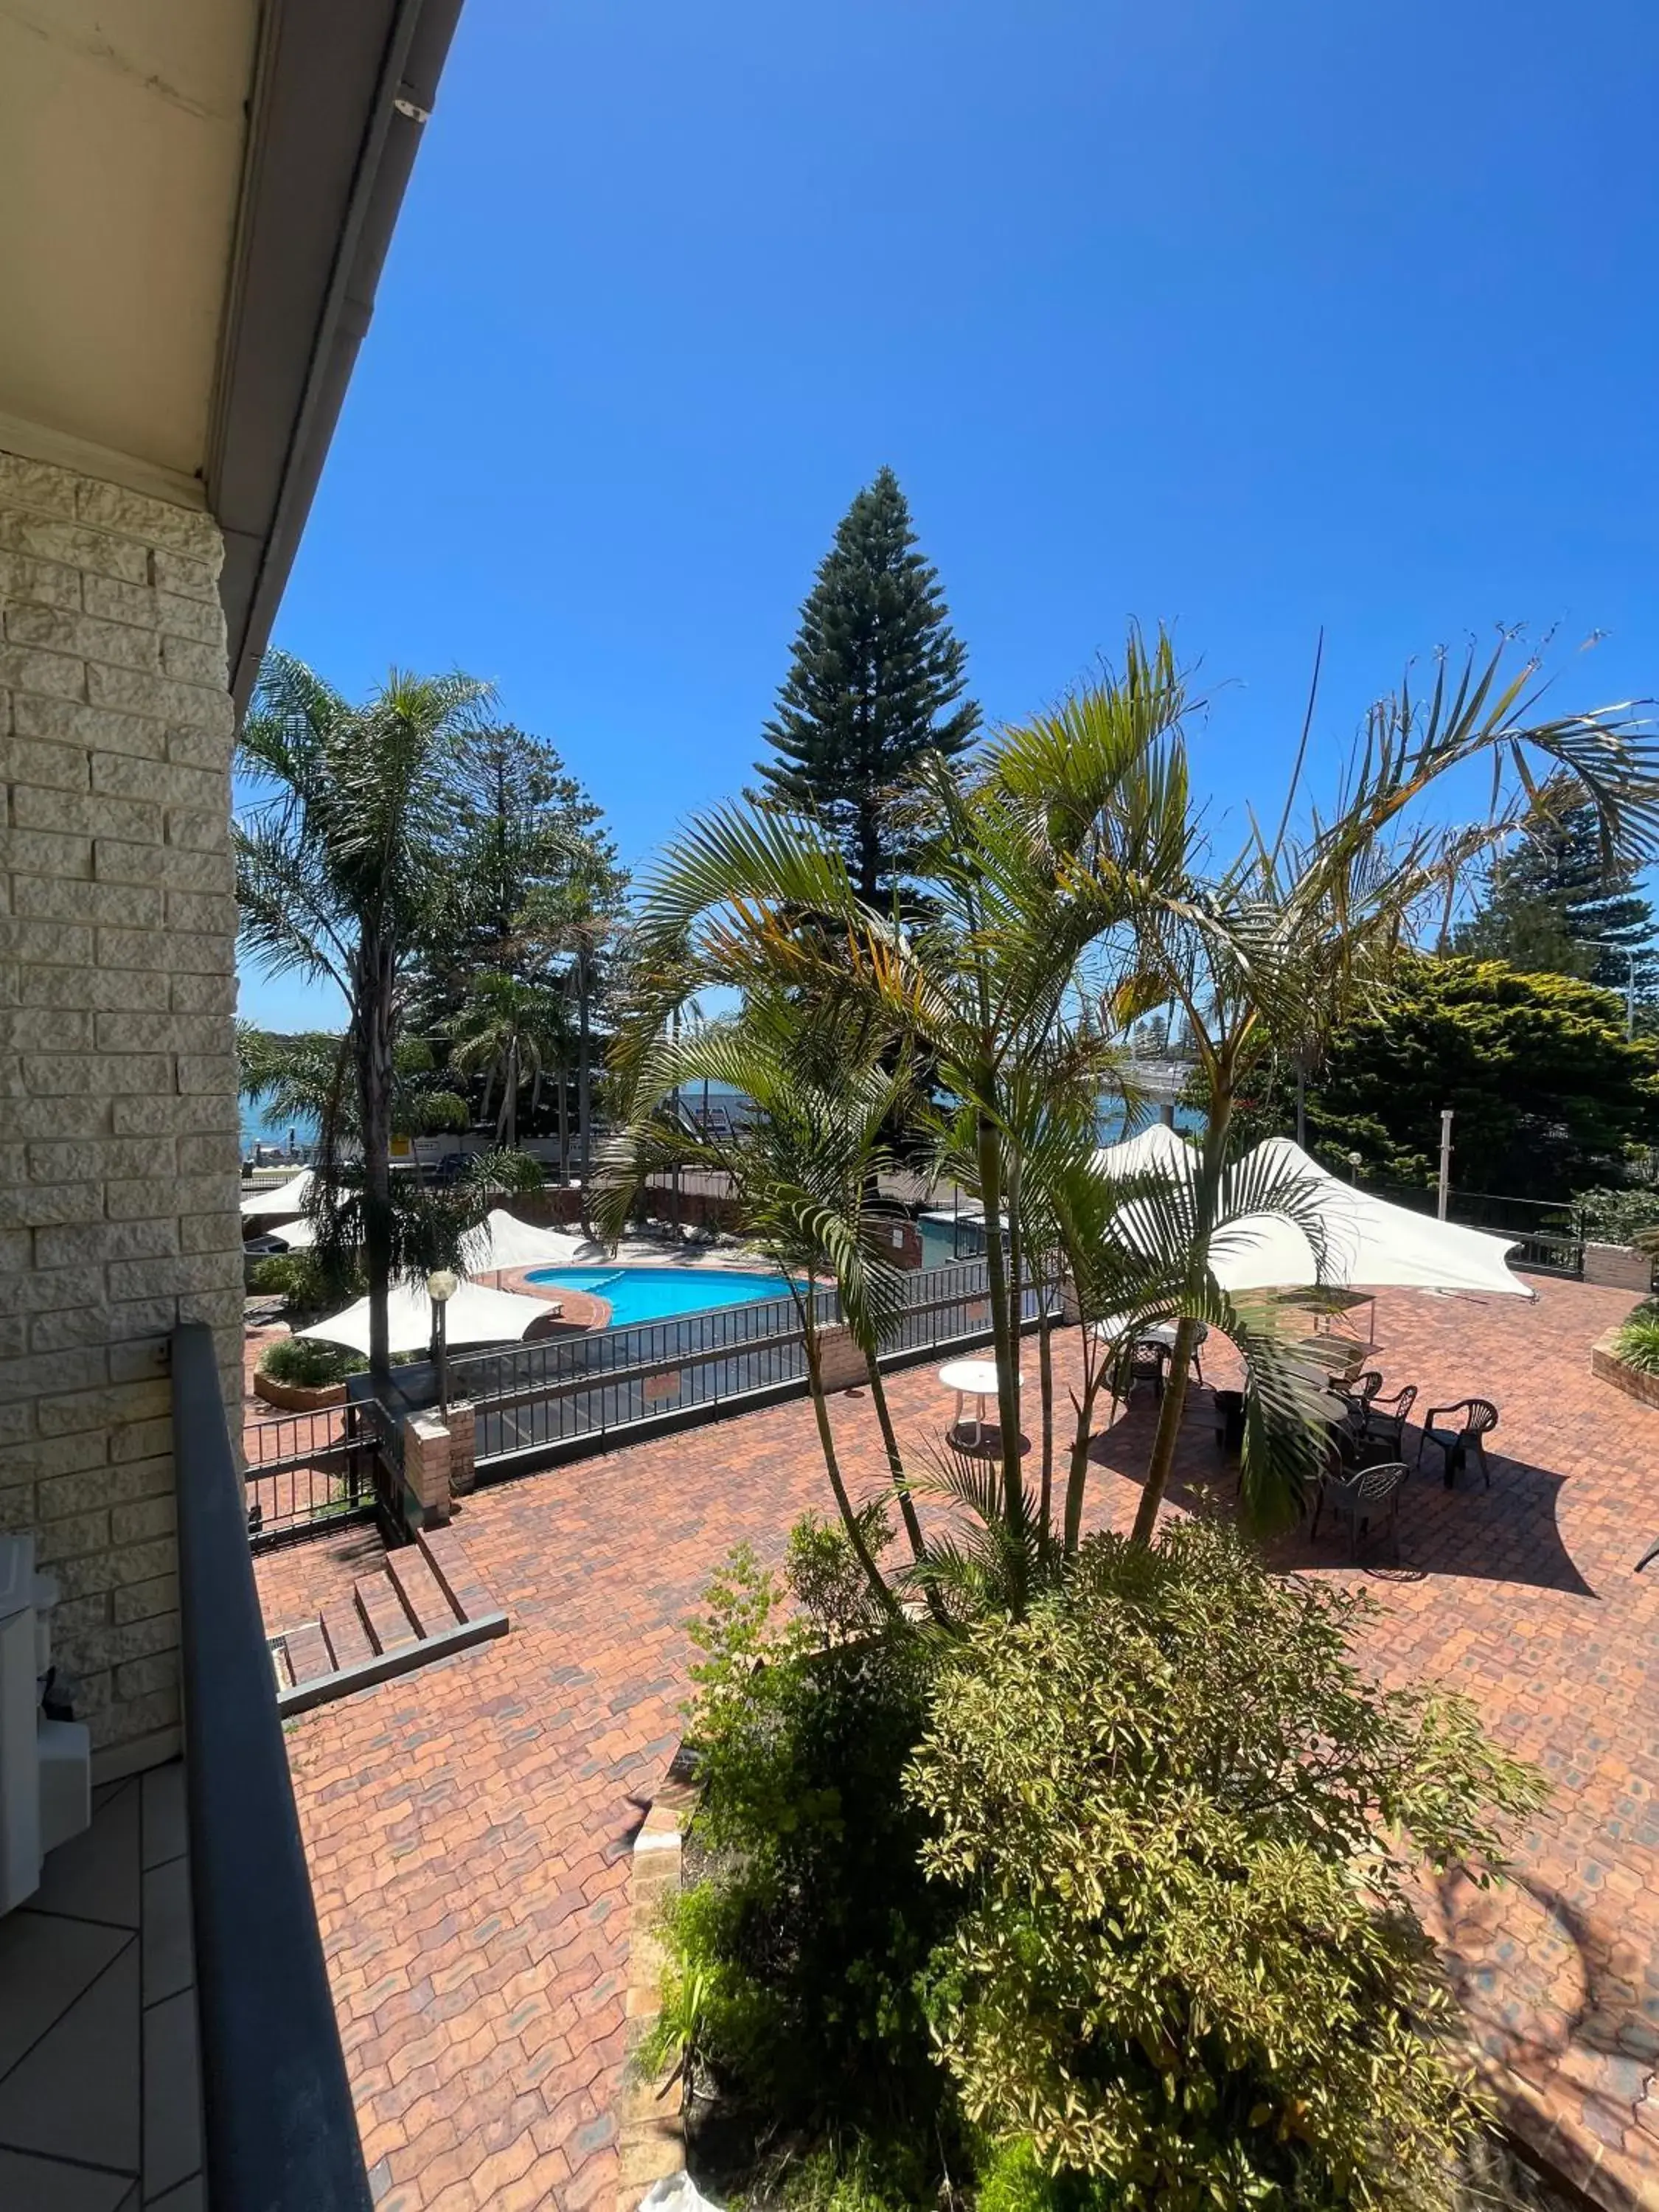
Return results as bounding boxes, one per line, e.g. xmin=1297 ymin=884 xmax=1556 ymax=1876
xmin=1371 ymin=1183 xmax=1586 ymax=1279
xmin=456 ymin=1256 xmax=1051 ymax=1478
xmin=243 ymin=1400 xmax=380 ymax=1551
xmin=172 ymin=1322 xmax=372 ymax=2210
xmin=241 ymin=1258 xmax=1054 ymax=1537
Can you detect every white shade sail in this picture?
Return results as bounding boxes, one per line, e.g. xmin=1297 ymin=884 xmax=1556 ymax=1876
xmin=1216 ymin=1139 xmax=1527 ymax=1298
xmin=263 ymin=1216 xmax=316 ymax=1251
xmin=240 ymin=1169 xmax=313 ymax=1219
xmin=296 ymin=1279 xmax=557 ymax=1357
xmin=1099 ymin=1133 xmax=1527 ymax=1299
xmin=458 ymin=1208 xmax=588 ymax=1277
xmin=1094 ymin=1122 xmax=1195 ymax=1179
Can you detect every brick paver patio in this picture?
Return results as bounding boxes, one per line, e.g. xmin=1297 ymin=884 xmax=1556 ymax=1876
xmin=256 ymin=1275 xmax=1659 ymax=2212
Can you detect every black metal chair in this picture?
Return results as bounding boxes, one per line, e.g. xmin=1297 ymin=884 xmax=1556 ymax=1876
xmin=1363 ymin=1382 xmax=1417 ymax=1457
xmin=1212 ymin=1387 xmax=1245 ymax=1454
xmin=1124 ymin=1338 xmax=1169 ymax=1404
xmin=1417 ymin=1398 xmax=1499 ymax=1489
xmin=1312 ymin=1459 xmax=1407 ymax=1560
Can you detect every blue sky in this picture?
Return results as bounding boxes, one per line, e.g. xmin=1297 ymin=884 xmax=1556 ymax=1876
xmin=248 ymin=0 xmax=1659 ymax=1030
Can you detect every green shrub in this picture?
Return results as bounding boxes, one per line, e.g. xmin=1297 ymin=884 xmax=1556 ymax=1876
xmin=906 ymin=1519 xmax=1548 ymax=2212
xmin=1613 ymin=1311 xmax=1659 ymax=1373
xmin=1577 ymin=1186 xmax=1659 ymax=1245
xmin=257 ymin=1337 xmax=366 ymax=1388
xmin=246 ymin=1248 xmax=364 ymax=1318
xmin=648 ymin=1523 xmax=955 ymax=2161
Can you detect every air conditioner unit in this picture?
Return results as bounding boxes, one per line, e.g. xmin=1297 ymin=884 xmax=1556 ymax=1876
xmin=0 ymin=1534 xmax=91 ymax=1913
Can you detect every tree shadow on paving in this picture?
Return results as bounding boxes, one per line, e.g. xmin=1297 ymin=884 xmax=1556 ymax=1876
xmin=1083 ymin=1400 xmax=1597 ymax=1599
xmin=1436 ymin=1863 xmax=1659 ymax=2179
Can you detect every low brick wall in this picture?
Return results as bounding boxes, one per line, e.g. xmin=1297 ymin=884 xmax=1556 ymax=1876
xmin=1590 ymin=1329 xmax=1659 ymax=1411
xmin=1584 ymin=1242 xmax=1655 ymax=1293
xmin=251 ymin=1370 xmax=347 ymax=1413
xmin=617 ymin=1761 xmax=700 ymax=2209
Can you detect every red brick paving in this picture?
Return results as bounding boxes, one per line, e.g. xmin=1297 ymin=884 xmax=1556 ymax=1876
xmin=257 ymin=1276 xmax=1659 ymax=2211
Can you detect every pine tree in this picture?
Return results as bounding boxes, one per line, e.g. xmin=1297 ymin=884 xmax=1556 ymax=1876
xmin=412 ymin=724 xmax=623 ymax=1028
xmin=757 ymin=467 xmax=979 ymax=901
xmin=1455 ymin=771 xmax=1659 ymax=1003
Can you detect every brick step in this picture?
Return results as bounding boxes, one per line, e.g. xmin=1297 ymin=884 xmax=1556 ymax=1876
xmin=283 ymin=1618 xmax=333 ymax=1686
xmin=269 ymin=1638 xmax=295 ymax=1694
xmin=354 ymin=1570 xmax=420 ymax=1657
xmin=417 ymin=1526 xmax=495 ymax=1621
xmin=320 ymin=1596 xmax=376 ymax=1672
xmin=386 ymin=1544 xmax=462 ymax=1640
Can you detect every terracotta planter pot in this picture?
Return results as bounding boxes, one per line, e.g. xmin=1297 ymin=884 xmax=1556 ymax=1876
xmin=253 ymin=1369 xmax=349 ymax=1413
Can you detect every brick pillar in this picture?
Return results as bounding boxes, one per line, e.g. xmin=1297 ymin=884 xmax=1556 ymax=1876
xmin=447 ymin=1402 xmax=476 ymax=1495
xmin=400 ymin=1412 xmax=453 ymax=1529
xmin=814 ymin=1322 xmax=867 ymax=1393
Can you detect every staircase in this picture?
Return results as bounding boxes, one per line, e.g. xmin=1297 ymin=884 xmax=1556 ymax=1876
xmin=268 ymin=1526 xmax=509 ymax=1717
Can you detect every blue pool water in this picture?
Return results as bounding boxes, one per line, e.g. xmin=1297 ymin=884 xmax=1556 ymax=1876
xmin=524 ymin=1265 xmax=797 ymax=1327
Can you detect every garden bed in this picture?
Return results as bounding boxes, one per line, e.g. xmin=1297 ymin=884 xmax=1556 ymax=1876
xmin=252 ymin=1368 xmax=348 ymax=1413
xmin=1589 ymin=1326 xmax=1659 ymax=1411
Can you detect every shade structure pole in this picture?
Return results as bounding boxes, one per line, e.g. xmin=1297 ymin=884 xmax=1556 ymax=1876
xmin=1436 ymin=1109 xmax=1453 ymax=1222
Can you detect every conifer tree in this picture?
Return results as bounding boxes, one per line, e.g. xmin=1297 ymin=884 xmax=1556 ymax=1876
xmin=757 ymin=467 xmax=978 ymax=901
xmin=1456 ymin=770 xmax=1659 ymax=1002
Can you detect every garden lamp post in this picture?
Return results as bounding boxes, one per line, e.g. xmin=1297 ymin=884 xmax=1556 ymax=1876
xmin=427 ymin=1268 xmax=458 ymax=1415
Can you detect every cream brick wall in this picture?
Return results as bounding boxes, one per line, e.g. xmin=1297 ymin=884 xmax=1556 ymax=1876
xmin=0 ymin=444 xmax=243 ymax=1768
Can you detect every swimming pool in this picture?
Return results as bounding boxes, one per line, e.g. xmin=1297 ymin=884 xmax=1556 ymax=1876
xmin=524 ymin=1265 xmax=798 ymax=1328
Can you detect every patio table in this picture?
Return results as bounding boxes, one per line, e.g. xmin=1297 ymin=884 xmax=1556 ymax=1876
xmin=1304 ymin=1333 xmax=1372 ymax=1380
xmin=938 ymin=1356 xmax=1024 ymax=1447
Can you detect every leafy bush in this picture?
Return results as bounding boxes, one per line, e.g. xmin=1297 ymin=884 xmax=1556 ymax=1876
xmin=1576 ymin=1186 xmax=1659 ymax=1245
xmin=1612 ymin=1309 xmax=1659 ymax=1373
xmin=256 ymin=1337 xmax=366 ymax=1388
xmin=906 ymin=1519 xmax=1547 ymax=2212
xmin=245 ymin=1248 xmax=364 ymax=1318
xmin=647 ymin=1521 xmax=955 ymax=2163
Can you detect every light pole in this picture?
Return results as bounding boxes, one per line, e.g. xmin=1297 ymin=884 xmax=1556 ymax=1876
xmin=1436 ymin=1109 xmax=1453 ymax=1222
xmin=427 ymin=1269 xmax=458 ymax=1415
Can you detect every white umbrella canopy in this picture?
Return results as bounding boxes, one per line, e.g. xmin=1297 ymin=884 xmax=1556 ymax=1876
xmin=458 ymin=1208 xmax=588 ymax=1278
xmin=296 ymin=1279 xmax=557 ymax=1357
xmin=240 ymin=1168 xmax=313 ymax=1219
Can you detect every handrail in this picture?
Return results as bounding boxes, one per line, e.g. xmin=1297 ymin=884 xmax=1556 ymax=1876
xmin=171 ymin=1323 xmax=372 ymax=2211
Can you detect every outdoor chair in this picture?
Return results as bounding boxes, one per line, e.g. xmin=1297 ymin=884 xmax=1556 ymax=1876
xmin=1417 ymin=1397 xmax=1499 ymax=1489
xmin=1124 ymin=1337 xmax=1168 ymax=1405
xmin=1333 ymin=1370 xmax=1382 ymax=1444
xmin=1362 ymin=1382 xmax=1416 ymax=1456
xmin=1312 ymin=1458 xmax=1407 ymax=1561
xmin=1212 ymin=1387 xmax=1245 ymax=1455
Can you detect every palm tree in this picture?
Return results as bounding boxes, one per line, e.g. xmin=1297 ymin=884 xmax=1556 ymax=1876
xmin=623 ymin=633 xmax=1211 ymax=1610
xmin=235 ymin=653 xmax=490 ymax=1382
xmin=450 ymin=972 xmax=563 ymax=1150
xmin=521 ymin=851 xmax=627 ymax=1227
xmin=620 ymin=631 xmax=1659 ymax=1590
xmin=237 ymin=1023 xmax=467 ymax=1180
xmin=601 ymin=994 xmax=927 ymax=1613
xmin=1119 ymin=638 xmax=1659 ymax=1542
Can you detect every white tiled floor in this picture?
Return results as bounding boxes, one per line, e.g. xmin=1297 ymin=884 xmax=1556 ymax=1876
xmin=0 ymin=1764 xmax=204 ymax=2210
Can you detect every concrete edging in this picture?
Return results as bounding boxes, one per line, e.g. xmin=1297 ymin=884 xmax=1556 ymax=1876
xmin=616 ymin=1760 xmax=700 ymax=2211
